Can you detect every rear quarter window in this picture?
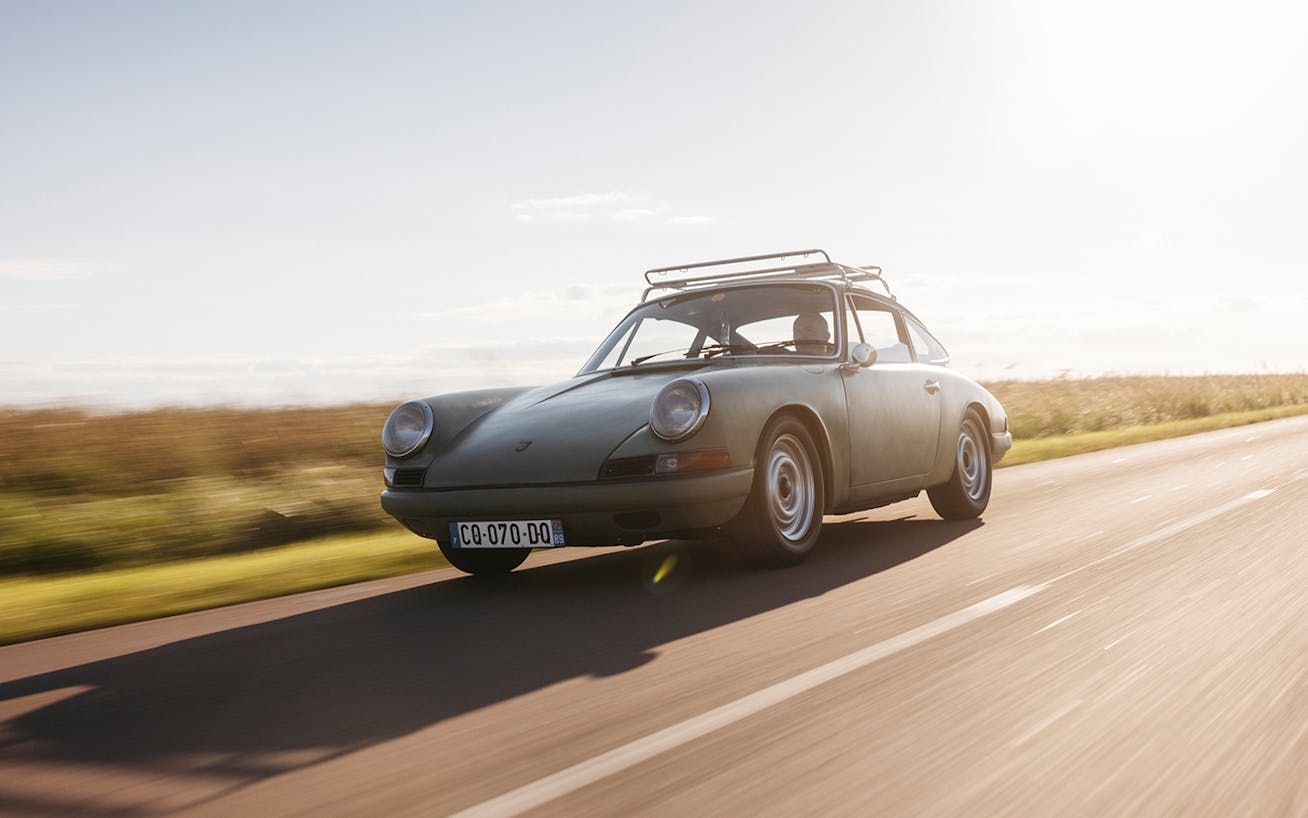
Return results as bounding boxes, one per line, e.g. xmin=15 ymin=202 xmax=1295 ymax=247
xmin=905 ymin=317 xmax=949 ymax=364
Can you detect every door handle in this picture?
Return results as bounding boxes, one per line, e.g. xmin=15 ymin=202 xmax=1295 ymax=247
xmin=924 ymin=379 xmax=940 ymax=394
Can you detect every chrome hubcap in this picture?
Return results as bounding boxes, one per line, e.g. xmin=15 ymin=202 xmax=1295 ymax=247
xmin=767 ymin=433 xmax=815 ymax=542
xmin=957 ymin=418 xmax=988 ymax=501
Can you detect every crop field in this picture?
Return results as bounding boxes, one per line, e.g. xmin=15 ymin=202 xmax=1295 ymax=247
xmin=990 ymin=373 xmax=1308 ymax=438
xmin=2 ymin=374 xmax=1307 ymax=579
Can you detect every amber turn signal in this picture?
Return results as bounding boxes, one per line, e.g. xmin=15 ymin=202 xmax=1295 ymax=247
xmin=654 ymin=449 xmax=732 ymax=475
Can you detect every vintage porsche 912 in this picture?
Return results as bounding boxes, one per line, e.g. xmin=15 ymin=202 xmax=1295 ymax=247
xmin=381 ymin=250 xmax=1011 ymax=574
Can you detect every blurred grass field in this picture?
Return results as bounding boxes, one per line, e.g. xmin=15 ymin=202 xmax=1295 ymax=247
xmin=0 ymin=530 xmax=444 ymax=645
xmin=2 ymin=373 xmax=1307 ymax=644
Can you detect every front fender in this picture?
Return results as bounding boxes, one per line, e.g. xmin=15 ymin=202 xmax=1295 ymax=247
xmin=384 ymin=387 xmax=534 ymax=469
xmin=605 ymin=362 xmax=852 ymax=508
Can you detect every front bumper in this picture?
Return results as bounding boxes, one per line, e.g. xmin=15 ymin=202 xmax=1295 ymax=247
xmin=380 ymin=466 xmax=755 ymax=547
xmin=991 ymin=431 xmax=1013 ymax=463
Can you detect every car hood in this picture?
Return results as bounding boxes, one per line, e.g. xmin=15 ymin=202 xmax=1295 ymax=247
xmin=422 ymin=366 xmax=700 ymax=488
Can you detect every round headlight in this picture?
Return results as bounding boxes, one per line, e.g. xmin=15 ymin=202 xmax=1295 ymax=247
xmin=383 ymin=401 xmax=434 ymax=457
xmin=650 ymin=378 xmax=710 ymax=441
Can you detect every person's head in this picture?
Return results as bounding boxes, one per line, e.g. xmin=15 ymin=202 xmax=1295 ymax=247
xmin=792 ymin=312 xmax=830 ymax=355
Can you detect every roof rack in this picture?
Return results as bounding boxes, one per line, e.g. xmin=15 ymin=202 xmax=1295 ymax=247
xmin=641 ymin=249 xmax=894 ymax=301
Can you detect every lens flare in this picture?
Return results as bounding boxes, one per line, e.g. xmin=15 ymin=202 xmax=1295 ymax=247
xmin=653 ymin=553 xmax=678 ymax=584
xmin=642 ymin=550 xmax=689 ymax=594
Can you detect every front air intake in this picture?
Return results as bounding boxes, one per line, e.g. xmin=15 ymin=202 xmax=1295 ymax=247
xmin=392 ymin=468 xmax=426 ymax=488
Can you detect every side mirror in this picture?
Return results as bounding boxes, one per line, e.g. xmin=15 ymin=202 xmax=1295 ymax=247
xmin=850 ymin=343 xmax=876 ymax=367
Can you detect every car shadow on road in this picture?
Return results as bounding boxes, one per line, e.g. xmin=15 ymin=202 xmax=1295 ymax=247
xmin=0 ymin=516 xmax=980 ymax=815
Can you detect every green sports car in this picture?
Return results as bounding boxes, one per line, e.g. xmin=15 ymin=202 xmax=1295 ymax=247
xmin=380 ymin=250 xmax=1011 ymax=574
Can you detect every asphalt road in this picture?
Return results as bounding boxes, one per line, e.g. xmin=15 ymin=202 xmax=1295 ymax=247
xmin=3 ymin=416 xmax=1307 ymax=817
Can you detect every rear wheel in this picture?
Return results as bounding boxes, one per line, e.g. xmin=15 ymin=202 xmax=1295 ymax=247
xmin=927 ymin=410 xmax=992 ymax=520
xmin=436 ymin=540 xmax=531 ymax=575
xmin=729 ymin=415 xmax=825 ymax=567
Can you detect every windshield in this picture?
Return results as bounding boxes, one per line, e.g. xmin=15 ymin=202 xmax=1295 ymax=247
xmin=579 ymin=283 xmax=841 ymax=373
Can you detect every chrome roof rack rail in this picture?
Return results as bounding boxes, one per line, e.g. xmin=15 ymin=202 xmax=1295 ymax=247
xmin=858 ymin=265 xmax=894 ymax=300
xmin=641 ymin=249 xmax=895 ymax=301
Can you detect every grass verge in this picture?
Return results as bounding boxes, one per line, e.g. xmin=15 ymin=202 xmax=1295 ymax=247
xmin=998 ymin=403 xmax=1308 ymax=467
xmin=0 ymin=530 xmax=447 ymax=647
xmin=5 ymin=402 xmax=1308 ymax=647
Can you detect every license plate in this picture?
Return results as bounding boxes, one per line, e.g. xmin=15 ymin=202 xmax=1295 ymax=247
xmin=449 ymin=519 xmax=565 ymax=549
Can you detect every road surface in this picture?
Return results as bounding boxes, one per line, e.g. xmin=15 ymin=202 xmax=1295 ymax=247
xmin=2 ymin=416 xmax=1307 ymax=816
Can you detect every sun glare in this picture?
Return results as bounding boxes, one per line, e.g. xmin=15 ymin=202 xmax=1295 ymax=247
xmin=1041 ymin=0 xmax=1305 ymax=107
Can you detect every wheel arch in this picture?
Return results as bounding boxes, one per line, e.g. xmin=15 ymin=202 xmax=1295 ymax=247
xmin=964 ymin=401 xmax=992 ymax=454
xmin=765 ymin=404 xmax=836 ymax=510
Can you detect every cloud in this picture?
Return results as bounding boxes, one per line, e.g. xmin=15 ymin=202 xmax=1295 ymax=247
xmin=0 ymin=258 xmax=103 ymax=281
xmin=514 ymin=211 xmax=597 ymax=223
xmin=509 ymin=192 xmax=718 ymax=226
xmin=408 ymin=281 xmax=640 ymax=325
xmin=1213 ymin=294 xmax=1269 ymax=312
xmin=1134 ymin=230 xmax=1167 ymax=247
xmin=511 ymin=191 xmax=634 ymax=211
xmin=613 ymin=208 xmax=659 ymax=221
xmin=0 ymin=303 xmax=78 ymax=312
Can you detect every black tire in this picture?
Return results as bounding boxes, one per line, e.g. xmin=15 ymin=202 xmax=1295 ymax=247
xmin=436 ymin=540 xmax=531 ymax=575
xmin=728 ymin=415 xmax=825 ymax=567
xmin=927 ymin=409 xmax=992 ymax=520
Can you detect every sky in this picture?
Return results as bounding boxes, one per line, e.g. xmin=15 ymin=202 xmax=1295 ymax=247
xmin=3 ymin=0 xmax=1307 ymax=408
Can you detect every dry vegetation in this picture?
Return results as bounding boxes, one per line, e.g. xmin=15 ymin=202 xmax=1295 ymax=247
xmin=0 ymin=404 xmax=391 ymax=574
xmin=983 ymin=374 xmax=1308 ymax=438
xmin=2 ymin=374 xmax=1306 ymax=577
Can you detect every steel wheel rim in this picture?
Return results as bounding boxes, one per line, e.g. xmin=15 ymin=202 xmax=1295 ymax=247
xmin=767 ymin=433 xmax=815 ymax=542
xmin=957 ymin=418 xmax=988 ymax=501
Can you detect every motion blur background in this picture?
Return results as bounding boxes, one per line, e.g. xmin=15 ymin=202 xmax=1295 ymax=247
xmin=4 ymin=0 xmax=1308 ymax=408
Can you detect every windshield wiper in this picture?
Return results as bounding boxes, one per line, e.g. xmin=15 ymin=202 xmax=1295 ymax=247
xmin=754 ymin=339 xmax=801 ymax=352
xmin=751 ymin=339 xmax=833 ymax=354
xmin=629 ymin=347 xmax=694 ymax=367
xmin=700 ymin=342 xmax=758 ymax=359
xmin=629 ymin=341 xmax=752 ymax=366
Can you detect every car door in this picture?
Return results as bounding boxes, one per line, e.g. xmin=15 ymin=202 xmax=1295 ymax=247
xmin=841 ymin=295 xmax=942 ymax=486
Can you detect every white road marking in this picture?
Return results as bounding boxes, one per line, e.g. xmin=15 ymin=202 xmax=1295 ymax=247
xmin=1047 ymin=488 xmax=1278 ymax=585
xmin=1035 ymin=611 xmax=1080 ymax=634
xmin=446 ymin=585 xmax=1046 ymax=818
xmin=1112 ymin=457 xmax=1128 ymax=464
xmin=1129 ymin=495 xmax=1152 ymax=504
xmin=1104 ymin=635 xmax=1128 ymax=650
xmin=1008 ymin=699 xmax=1083 ymax=748
xmin=453 ymin=485 xmax=1285 ymax=817
xmin=1241 ymin=455 xmax=1255 ymax=461
xmin=1170 ymin=484 xmax=1189 ymax=492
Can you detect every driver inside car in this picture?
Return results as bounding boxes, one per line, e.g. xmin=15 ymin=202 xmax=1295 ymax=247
xmin=792 ymin=311 xmax=832 ymax=355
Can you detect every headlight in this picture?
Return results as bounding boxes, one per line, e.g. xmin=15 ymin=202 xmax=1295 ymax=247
xmin=383 ymin=401 xmax=434 ymax=457
xmin=649 ymin=378 xmax=710 ymax=441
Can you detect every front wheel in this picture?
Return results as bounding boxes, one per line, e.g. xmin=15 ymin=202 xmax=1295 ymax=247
xmin=728 ymin=415 xmax=825 ymax=567
xmin=436 ymin=540 xmax=531 ymax=575
xmin=927 ymin=410 xmax=992 ymax=520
